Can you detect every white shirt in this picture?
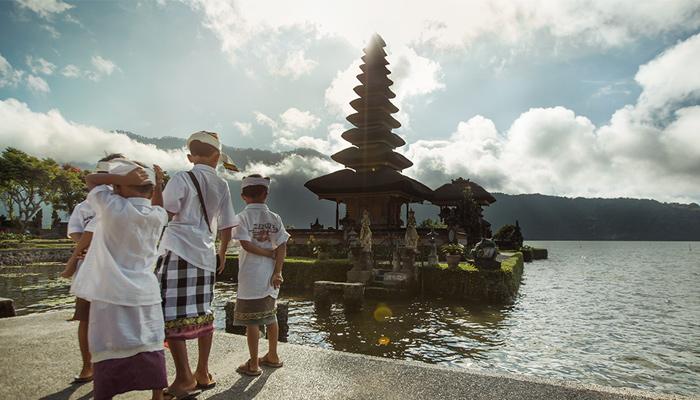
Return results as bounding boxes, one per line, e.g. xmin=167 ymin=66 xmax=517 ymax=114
xmin=67 ymin=200 xmax=96 ymax=236
xmin=71 ymin=185 xmax=168 ymax=306
xmin=233 ymin=203 xmax=290 ymax=299
xmin=159 ymin=164 xmax=238 ymax=272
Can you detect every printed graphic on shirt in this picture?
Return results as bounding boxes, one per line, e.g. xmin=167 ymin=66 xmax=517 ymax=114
xmin=252 ymin=223 xmax=279 ymax=243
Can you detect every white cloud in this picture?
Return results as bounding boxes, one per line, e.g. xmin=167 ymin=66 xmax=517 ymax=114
xmin=233 ymin=121 xmax=252 ymax=136
xmin=275 ymin=122 xmax=346 ymax=154
xmin=89 ymin=56 xmax=118 ymax=80
xmin=61 ymin=64 xmax=81 ymax=78
xmin=0 ymin=98 xmax=192 ymax=171
xmin=16 ymin=0 xmax=73 ymax=19
xmin=26 ymin=56 xmax=56 ymax=75
xmin=280 ymin=107 xmax=320 ymax=132
xmin=0 ymin=54 xmax=25 ymax=88
xmin=400 ymin=33 xmax=700 ymax=202
xmin=253 ymin=108 xmax=321 ymax=139
xmin=41 ymin=24 xmax=60 ymax=38
xmin=231 ymin=153 xmax=336 ymax=181
xmin=193 ymin=0 xmax=700 ymax=62
xmin=254 ymin=111 xmax=278 ymax=129
xmin=26 ymin=74 xmax=50 ymax=93
xmin=271 ymin=50 xmax=318 ymax=79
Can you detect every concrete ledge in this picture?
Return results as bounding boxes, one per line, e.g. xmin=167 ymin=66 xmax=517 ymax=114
xmin=0 ymin=311 xmax=692 ymax=400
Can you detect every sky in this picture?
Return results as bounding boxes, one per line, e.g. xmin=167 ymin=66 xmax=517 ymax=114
xmin=1 ymin=0 xmax=700 ymax=204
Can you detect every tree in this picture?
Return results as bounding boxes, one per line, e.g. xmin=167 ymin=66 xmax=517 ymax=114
xmin=456 ymin=187 xmax=483 ymax=244
xmin=0 ymin=148 xmax=62 ymax=232
xmin=50 ymin=164 xmax=88 ymax=215
xmin=418 ymin=218 xmax=447 ymax=229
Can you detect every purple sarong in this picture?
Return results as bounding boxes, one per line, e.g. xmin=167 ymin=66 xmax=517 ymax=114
xmin=93 ymin=350 xmax=167 ymax=400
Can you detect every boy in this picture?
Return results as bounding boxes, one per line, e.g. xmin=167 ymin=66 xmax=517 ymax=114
xmin=70 ymin=159 xmax=168 ymax=400
xmin=232 ymin=174 xmax=289 ymax=376
xmin=157 ymin=131 xmax=237 ymax=396
xmin=63 ymin=153 xmax=124 ymax=384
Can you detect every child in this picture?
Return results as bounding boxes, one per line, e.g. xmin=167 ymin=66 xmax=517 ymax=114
xmin=157 ymin=131 xmax=237 ymax=396
xmin=70 ymin=159 xmax=168 ymax=400
xmin=233 ymin=174 xmax=289 ymax=376
xmin=63 ymin=153 xmax=124 ymax=384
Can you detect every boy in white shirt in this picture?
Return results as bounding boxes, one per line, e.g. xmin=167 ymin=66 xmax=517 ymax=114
xmin=157 ymin=131 xmax=237 ymax=396
xmin=63 ymin=153 xmax=123 ymax=384
xmin=70 ymin=160 xmax=168 ymax=400
xmin=233 ymin=174 xmax=289 ymax=376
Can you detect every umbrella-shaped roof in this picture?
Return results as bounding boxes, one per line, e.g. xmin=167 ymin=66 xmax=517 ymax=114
xmin=432 ymin=177 xmax=496 ymax=206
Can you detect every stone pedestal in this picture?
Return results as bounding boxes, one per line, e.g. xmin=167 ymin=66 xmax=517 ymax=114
xmin=313 ymin=281 xmax=364 ymax=312
xmin=225 ymin=300 xmax=289 ymax=342
xmin=347 ymin=270 xmax=373 ymax=284
xmin=399 ymin=247 xmax=417 ymax=273
xmin=382 ymin=271 xmax=413 ymax=289
xmin=0 ymin=298 xmax=15 ymax=318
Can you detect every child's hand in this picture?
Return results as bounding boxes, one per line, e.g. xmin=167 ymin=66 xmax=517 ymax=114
xmin=123 ymin=167 xmax=150 ymax=186
xmin=266 ymin=249 xmax=276 ymax=259
xmin=217 ymin=253 xmax=226 ymax=275
xmin=271 ymin=272 xmax=283 ymax=289
xmin=60 ymin=256 xmax=78 ymax=279
xmin=154 ymin=165 xmax=164 ymax=187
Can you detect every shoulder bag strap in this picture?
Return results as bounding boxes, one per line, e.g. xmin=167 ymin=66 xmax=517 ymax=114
xmin=186 ymin=171 xmax=212 ymax=234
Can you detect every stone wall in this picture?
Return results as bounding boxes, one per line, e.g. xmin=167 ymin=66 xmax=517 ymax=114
xmin=219 ymin=256 xmax=352 ymax=290
xmin=0 ymin=248 xmax=73 ymax=266
xmin=418 ymin=253 xmax=524 ymax=304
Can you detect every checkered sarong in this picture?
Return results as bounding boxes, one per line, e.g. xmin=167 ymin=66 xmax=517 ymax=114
xmin=155 ymin=251 xmax=214 ymax=322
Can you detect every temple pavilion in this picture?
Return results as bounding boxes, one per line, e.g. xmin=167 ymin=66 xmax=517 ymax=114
xmin=305 ymin=34 xmax=432 ymax=229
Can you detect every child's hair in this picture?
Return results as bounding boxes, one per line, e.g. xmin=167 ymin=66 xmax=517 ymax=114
xmin=99 ymin=153 xmax=125 ymax=162
xmin=241 ymin=174 xmax=269 ymax=199
xmin=189 ymin=133 xmax=219 ymax=157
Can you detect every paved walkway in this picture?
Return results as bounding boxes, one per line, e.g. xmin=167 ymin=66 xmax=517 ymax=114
xmin=0 ymin=311 xmax=692 ymax=400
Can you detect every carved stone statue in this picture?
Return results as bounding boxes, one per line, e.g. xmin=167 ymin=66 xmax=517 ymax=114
xmin=359 ymin=209 xmax=372 ymax=253
xmin=404 ymin=210 xmax=419 ymax=251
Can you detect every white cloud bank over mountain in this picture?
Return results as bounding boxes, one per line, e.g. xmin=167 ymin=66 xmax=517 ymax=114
xmin=402 ymin=33 xmax=700 ymax=203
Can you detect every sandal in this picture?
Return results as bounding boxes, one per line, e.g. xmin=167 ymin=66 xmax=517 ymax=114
xmin=196 ymin=372 xmax=217 ymax=390
xmin=236 ymin=360 xmax=263 ymax=376
xmin=259 ymin=355 xmax=284 ymax=368
xmin=71 ymin=375 xmax=93 ymax=384
xmin=163 ymin=386 xmax=202 ymax=400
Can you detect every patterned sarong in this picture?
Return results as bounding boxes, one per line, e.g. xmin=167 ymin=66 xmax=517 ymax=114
xmin=155 ymin=251 xmax=215 ymax=340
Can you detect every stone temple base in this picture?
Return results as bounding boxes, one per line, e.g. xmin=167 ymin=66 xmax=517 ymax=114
xmin=347 ymin=270 xmax=373 ymax=284
xmin=382 ymin=271 xmax=414 ymax=289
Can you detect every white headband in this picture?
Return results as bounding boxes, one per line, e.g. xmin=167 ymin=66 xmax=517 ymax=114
xmin=94 ymin=161 xmax=111 ymax=173
xmin=241 ymin=176 xmax=270 ymax=189
xmin=108 ymin=158 xmax=155 ymax=185
xmin=187 ymin=131 xmax=222 ymax=151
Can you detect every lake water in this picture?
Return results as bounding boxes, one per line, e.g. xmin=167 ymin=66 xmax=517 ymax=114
xmin=1 ymin=241 xmax=698 ymax=397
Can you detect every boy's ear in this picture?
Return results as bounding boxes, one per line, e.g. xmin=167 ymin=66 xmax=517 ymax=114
xmin=186 ymin=154 xmax=194 ymax=163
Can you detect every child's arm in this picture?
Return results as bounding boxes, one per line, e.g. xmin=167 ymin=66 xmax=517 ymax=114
xmin=60 ymin=231 xmax=93 ymax=278
xmin=86 ymin=168 xmax=149 ymax=187
xmin=239 ymin=241 xmax=275 ymax=258
xmin=217 ymin=227 xmax=232 ymax=274
xmin=68 ymin=232 xmax=82 ymax=243
xmin=151 ymin=165 xmax=164 ymax=207
xmin=271 ymin=243 xmax=286 ymax=289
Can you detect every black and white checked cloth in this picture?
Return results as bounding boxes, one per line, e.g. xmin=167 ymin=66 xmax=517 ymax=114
xmin=155 ymin=251 xmax=214 ymax=321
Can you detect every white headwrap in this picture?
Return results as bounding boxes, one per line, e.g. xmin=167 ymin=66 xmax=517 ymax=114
xmin=187 ymin=131 xmax=222 ymax=152
xmin=108 ymin=158 xmax=156 ymax=185
xmin=241 ymin=176 xmax=270 ymax=189
xmin=94 ymin=161 xmax=111 ymax=173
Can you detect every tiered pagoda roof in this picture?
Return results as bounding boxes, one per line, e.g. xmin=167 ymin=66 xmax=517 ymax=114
xmin=432 ymin=178 xmax=497 ymax=206
xmin=306 ymin=34 xmax=432 ymax=202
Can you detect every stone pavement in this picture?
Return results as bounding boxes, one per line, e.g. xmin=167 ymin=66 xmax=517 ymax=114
xmin=0 ymin=311 xmax=693 ymax=400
